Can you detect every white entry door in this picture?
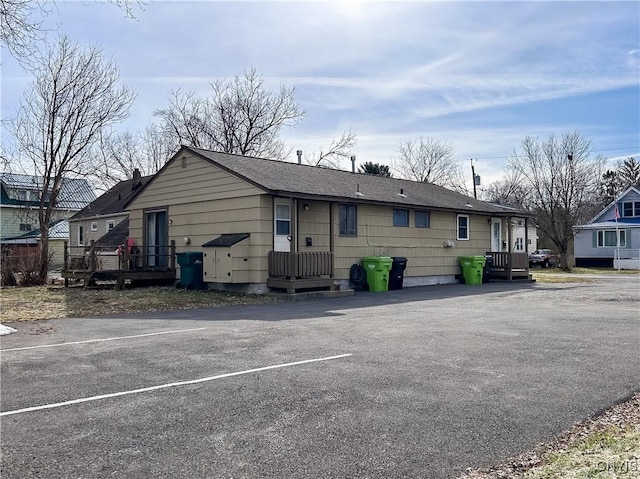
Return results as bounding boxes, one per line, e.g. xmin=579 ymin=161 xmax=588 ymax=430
xmin=274 ymin=199 xmax=291 ymax=252
xmin=491 ymin=218 xmax=502 ymax=252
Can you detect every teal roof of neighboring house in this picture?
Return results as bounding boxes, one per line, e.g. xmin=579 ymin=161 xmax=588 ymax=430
xmin=0 ymin=172 xmax=96 ymax=210
xmin=1 ymin=219 xmax=69 ymax=243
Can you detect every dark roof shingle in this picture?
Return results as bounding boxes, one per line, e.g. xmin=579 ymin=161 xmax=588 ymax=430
xmin=186 ymin=147 xmax=520 ymax=216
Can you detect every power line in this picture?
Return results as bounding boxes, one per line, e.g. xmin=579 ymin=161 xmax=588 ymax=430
xmin=466 ymin=146 xmax=639 ymax=162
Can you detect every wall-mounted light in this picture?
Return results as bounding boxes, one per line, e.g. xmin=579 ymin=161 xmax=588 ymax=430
xmin=487 ymin=218 xmax=492 ymax=224
xmin=303 ymin=203 xmax=310 ymax=211
xmin=183 ymin=236 xmax=191 ymax=245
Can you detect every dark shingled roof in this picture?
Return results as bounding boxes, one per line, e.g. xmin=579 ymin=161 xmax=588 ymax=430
xmin=71 ymin=175 xmax=153 ymax=220
xmin=202 ymin=233 xmax=251 ymax=247
xmin=94 ymin=218 xmax=129 ymax=249
xmin=182 ymin=147 xmax=522 ymax=216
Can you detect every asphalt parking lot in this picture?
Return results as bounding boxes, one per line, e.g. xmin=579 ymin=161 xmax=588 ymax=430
xmin=1 ymin=277 xmax=639 ymax=478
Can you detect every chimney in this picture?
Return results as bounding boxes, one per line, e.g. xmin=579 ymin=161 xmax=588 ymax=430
xmin=296 ymin=150 xmax=303 ymax=164
xmin=351 ymin=155 xmax=356 ymax=173
xmin=132 ymin=168 xmax=142 ymax=190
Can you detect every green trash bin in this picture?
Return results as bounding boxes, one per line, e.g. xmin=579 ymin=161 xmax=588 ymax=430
xmin=361 ymin=256 xmax=393 ymax=292
xmin=176 ymin=252 xmax=204 ymax=290
xmin=459 ymin=255 xmax=486 ymax=285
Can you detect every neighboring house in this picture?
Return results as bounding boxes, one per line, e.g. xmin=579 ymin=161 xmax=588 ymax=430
xmin=1 ymin=173 xmax=95 ymax=269
xmin=125 ymin=146 xmax=532 ymax=293
xmin=68 ymin=169 xmax=152 ymax=252
xmin=1 ymin=220 xmax=69 ymax=270
xmin=490 ymin=203 xmax=538 ymax=254
xmin=573 ymin=186 xmax=640 ymax=268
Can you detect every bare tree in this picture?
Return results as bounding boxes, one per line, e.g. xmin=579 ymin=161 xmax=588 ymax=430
xmin=481 ymin=170 xmax=529 ymax=208
xmin=393 ymin=137 xmax=465 ymax=190
xmin=1 ymin=0 xmax=144 ymax=62
xmin=7 ymin=36 xmax=136 ymax=282
xmin=506 ymin=132 xmax=605 ymax=269
xmin=92 ymin=124 xmax=176 ymax=191
xmin=154 ymin=68 xmax=304 ymax=160
xmin=302 ymin=130 xmax=357 ymax=169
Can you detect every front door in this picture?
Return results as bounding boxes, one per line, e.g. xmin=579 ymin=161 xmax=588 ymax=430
xmin=274 ymin=199 xmax=291 ymax=252
xmin=491 ymin=218 xmax=502 ymax=252
xmin=145 ymin=209 xmax=168 ymax=267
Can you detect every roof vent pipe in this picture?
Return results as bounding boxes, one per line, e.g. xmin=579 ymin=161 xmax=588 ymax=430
xmin=351 ymin=155 xmax=356 ymax=173
xmin=296 ymin=150 xmax=303 ymax=164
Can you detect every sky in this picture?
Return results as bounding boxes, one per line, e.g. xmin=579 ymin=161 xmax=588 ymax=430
xmin=1 ymin=0 xmax=639 ymax=191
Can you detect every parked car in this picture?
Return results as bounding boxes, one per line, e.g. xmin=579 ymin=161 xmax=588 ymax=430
xmin=529 ymin=249 xmax=558 ymax=268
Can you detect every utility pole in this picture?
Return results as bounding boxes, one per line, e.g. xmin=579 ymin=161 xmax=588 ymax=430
xmin=470 ymin=159 xmax=480 ymax=199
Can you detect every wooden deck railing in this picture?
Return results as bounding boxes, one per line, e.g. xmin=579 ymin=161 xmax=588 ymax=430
xmin=268 ymin=251 xmax=334 ymax=278
xmin=64 ymin=240 xmax=176 ymax=273
xmin=488 ymin=252 xmax=528 ymax=270
xmin=486 ymin=251 xmax=529 ymax=281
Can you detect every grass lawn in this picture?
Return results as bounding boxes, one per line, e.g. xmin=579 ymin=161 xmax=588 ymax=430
xmin=0 ymin=284 xmax=282 ymax=321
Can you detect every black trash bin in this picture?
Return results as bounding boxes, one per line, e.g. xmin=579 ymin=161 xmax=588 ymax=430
xmin=176 ymin=252 xmax=204 ymax=290
xmin=389 ymin=257 xmax=408 ymax=290
xmin=483 ymin=254 xmax=493 ymax=283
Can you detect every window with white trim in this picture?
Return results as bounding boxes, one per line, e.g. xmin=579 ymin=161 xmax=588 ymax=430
xmin=78 ymin=226 xmax=84 ymax=245
xmin=457 ymin=215 xmax=469 ymax=240
xmin=106 ymin=220 xmax=115 ymax=232
xmin=90 ymin=222 xmax=98 ymax=231
xmin=620 ymin=201 xmax=640 ymax=218
xmin=597 ymin=230 xmax=626 ymax=248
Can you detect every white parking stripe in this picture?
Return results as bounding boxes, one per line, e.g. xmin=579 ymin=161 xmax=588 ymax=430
xmin=1 ymin=327 xmax=209 ymax=352
xmin=0 ymin=354 xmax=353 ymax=417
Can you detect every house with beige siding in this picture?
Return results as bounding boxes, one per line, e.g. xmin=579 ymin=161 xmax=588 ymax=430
xmin=124 ymin=146 xmax=532 ymax=293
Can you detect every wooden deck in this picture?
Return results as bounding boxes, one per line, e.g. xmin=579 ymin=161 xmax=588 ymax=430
xmin=267 ymin=251 xmax=336 ymax=293
xmin=61 ymin=240 xmax=177 ymax=290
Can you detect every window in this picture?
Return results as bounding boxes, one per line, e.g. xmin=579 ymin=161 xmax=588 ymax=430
xmin=106 ymin=220 xmax=115 ymax=232
xmin=457 ymin=215 xmax=469 ymax=240
xmin=339 ymin=204 xmax=357 ymax=237
xmin=393 ymin=209 xmax=409 ymax=227
xmin=515 ymin=237 xmax=524 ymax=251
xmin=275 ymin=204 xmax=291 ymax=235
xmin=78 ymin=226 xmax=84 ymax=245
xmin=415 ymin=211 xmax=430 ymax=228
xmin=19 ymin=223 xmax=32 ymax=232
xmin=620 ymin=201 xmax=640 ymax=218
xmin=90 ymin=222 xmax=98 ymax=231
xmin=597 ymin=230 xmax=626 ymax=248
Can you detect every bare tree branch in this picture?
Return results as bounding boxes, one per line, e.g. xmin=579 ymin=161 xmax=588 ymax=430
xmin=302 ymin=130 xmax=357 ymax=169
xmin=1 ymin=0 xmax=145 ymax=63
